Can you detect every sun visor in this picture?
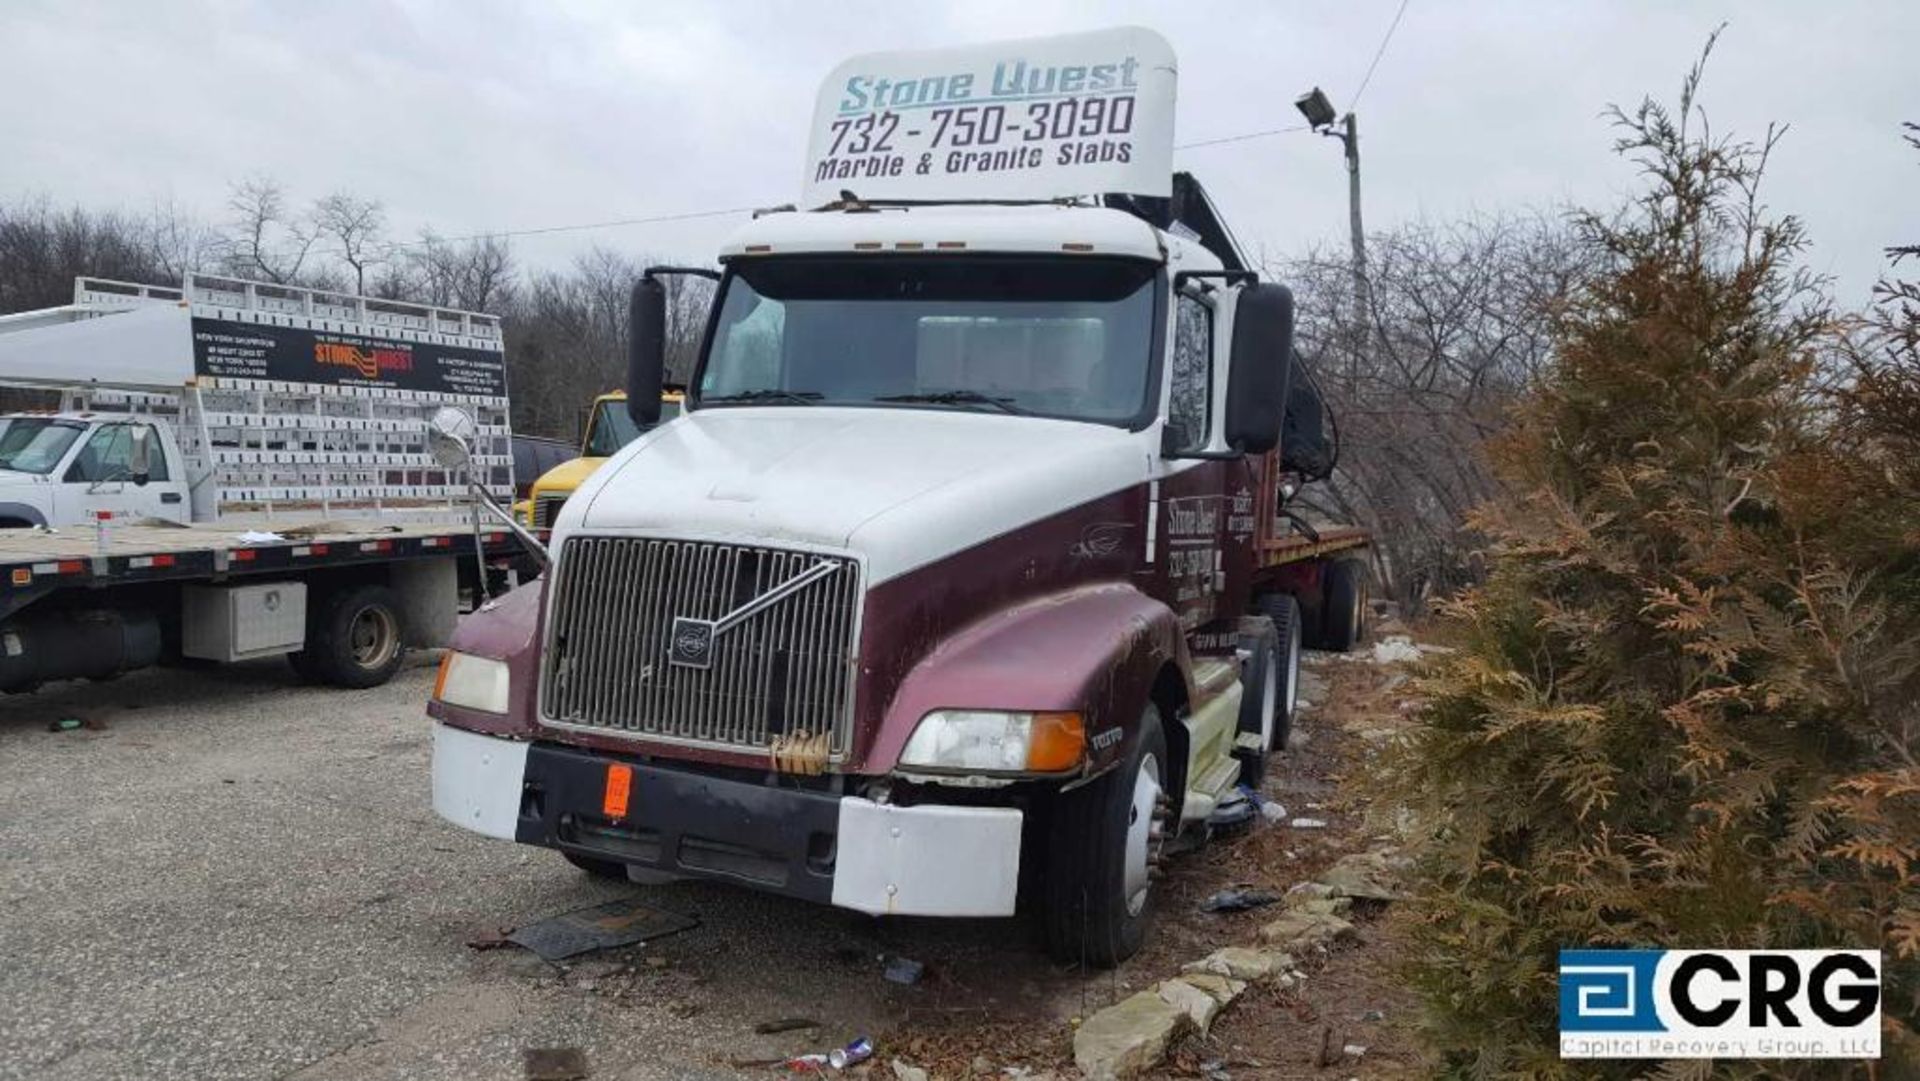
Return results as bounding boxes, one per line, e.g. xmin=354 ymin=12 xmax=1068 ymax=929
xmin=803 ymin=26 xmax=1177 ymax=207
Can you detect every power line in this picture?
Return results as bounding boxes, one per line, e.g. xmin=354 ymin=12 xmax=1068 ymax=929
xmin=1349 ymin=0 xmax=1411 ymax=110
xmin=1175 ymin=124 xmax=1311 ymax=151
xmin=258 ymin=204 xmax=761 ymax=265
xmin=379 ymin=205 xmax=762 ymax=252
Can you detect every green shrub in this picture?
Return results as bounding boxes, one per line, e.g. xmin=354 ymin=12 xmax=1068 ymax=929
xmin=1392 ymin=46 xmax=1920 ymax=1079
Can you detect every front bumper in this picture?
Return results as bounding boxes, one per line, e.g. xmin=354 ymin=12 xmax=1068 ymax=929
xmin=430 ymin=723 xmax=1023 ymax=917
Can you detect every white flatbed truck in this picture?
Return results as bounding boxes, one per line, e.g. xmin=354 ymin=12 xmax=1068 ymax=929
xmin=0 ymin=275 xmax=524 ymax=690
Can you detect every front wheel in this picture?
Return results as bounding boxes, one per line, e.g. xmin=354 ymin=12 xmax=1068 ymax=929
xmin=1043 ymin=706 xmax=1168 ymax=967
xmin=1233 ymin=618 xmax=1280 ymax=786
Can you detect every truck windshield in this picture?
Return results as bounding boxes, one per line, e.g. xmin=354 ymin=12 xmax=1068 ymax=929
xmin=699 ymin=257 xmax=1159 ymax=425
xmin=0 ymin=419 xmax=85 ymax=475
xmin=584 ymin=398 xmax=682 ymax=457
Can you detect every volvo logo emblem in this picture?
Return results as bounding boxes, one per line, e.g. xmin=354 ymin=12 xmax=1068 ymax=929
xmin=664 ymin=559 xmax=843 ymax=671
xmin=668 ymin=618 xmax=716 ymax=669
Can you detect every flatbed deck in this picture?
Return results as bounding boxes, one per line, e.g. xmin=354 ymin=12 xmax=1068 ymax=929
xmin=1257 ymin=524 xmax=1370 ymax=567
xmin=0 ymin=515 xmax=521 ymax=617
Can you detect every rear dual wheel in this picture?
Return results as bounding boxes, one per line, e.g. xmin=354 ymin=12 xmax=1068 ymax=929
xmin=1315 ymin=558 xmax=1368 ymax=653
xmin=287 ymin=583 xmax=407 ymax=688
xmin=1237 ymin=596 xmax=1302 ymax=785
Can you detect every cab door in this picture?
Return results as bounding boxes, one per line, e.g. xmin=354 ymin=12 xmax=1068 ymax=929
xmin=55 ymin=422 xmax=189 ymax=526
xmin=1154 ymin=288 xmax=1231 ymax=629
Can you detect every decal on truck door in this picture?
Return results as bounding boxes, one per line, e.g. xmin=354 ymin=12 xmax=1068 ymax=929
xmin=1164 ymin=493 xmax=1222 ymax=608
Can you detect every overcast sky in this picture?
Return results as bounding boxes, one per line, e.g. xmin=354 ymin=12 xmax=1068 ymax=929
xmin=4 ymin=0 xmax=1912 ymax=305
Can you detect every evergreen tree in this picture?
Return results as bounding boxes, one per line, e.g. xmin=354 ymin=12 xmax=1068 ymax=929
xmin=1393 ymin=42 xmax=1919 ymax=1078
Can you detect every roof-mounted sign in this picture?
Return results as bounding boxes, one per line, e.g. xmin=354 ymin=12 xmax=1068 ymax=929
xmin=803 ymin=26 xmax=1177 ymax=208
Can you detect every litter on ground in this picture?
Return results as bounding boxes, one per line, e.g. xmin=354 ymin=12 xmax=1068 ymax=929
xmin=506 ymin=897 xmax=697 ymax=962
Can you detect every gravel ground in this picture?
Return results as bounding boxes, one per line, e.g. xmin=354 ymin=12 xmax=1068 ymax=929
xmin=0 ymin=655 xmax=1070 ymax=1081
xmin=0 ymin=638 xmax=1426 ymax=1080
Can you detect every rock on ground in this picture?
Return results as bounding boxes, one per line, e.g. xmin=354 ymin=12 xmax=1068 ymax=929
xmin=1319 ymin=849 xmax=1407 ymax=901
xmin=1072 ymin=990 xmax=1192 ymax=1081
xmin=1259 ymin=909 xmax=1357 ymax=952
xmin=1156 ymin=978 xmax=1228 ymax=1036
xmin=1182 ymin=946 xmax=1292 ymax=983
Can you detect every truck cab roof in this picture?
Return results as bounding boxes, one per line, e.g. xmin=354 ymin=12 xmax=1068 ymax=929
xmin=720 ymin=203 xmax=1218 ymax=269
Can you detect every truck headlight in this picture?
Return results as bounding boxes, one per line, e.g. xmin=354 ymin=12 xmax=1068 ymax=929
xmin=898 ymin=710 xmax=1085 ymax=774
xmin=433 ymin=651 xmax=511 ymax=714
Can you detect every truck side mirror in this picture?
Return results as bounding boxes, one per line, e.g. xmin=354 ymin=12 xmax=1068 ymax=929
xmin=1223 ymin=283 xmax=1296 ymax=455
xmin=128 ymin=426 xmax=152 ymax=487
xmin=425 ymin=406 xmax=477 ymax=469
xmin=627 ymin=277 xmax=667 ymax=427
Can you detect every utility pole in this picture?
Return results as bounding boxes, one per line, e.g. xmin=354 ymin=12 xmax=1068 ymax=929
xmin=1295 ymin=88 xmax=1370 ymax=373
xmin=1338 ymin=112 xmax=1368 ymax=331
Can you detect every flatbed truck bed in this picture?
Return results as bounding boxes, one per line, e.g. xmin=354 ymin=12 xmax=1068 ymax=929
xmin=0 ymin=515 xmax=518 ymax=619
xmin=0 ymin=513 xmax=525 ymax=692
xmin=1257 ymin=523 xmax=1369 ymax=565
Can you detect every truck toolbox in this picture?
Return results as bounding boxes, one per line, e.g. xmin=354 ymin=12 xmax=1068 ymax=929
xmin=181 ymin=580 xmax=307 ymax=661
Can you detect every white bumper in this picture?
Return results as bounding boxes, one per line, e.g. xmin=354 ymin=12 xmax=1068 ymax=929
xmin=431 ymin=722 xmax=528 ymax=841
xmin=431 ymin=723 xmax=1024 ymax=917
xmin=831 ymin=798 xmax=1023 ymax=917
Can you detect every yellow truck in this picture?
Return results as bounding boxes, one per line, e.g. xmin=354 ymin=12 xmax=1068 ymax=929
xmin=517 ymin=389 xmax=683 ymax=533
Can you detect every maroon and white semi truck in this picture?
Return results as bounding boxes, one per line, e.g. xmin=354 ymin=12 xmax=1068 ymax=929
xmin=427 ymin=27 xmax=1368 ymax=964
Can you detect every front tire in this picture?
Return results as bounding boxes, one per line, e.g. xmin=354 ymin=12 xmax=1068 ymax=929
xmin=1255 ymin=594 xmax=1303 ymax=750
xmin=1043 ymin=706 xmax=1168 ymax=968
xmin=1233 ymin=618 xmax=1280 ymax=786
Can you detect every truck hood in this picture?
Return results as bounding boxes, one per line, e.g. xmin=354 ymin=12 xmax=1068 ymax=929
xmin=567 ymin=407 xmax=1149 ymax=584
xmin=530 ymin=455 xmax=604 ymax=498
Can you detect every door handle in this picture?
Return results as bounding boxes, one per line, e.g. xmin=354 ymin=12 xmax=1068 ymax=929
xmin=161 ymin=492 xmax=182 ymax=504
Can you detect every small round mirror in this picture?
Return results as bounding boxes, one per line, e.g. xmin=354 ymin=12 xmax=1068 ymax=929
xmin=425 ymin=406 xmax=477 ymax=469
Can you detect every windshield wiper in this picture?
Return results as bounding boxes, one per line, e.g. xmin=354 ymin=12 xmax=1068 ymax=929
xmin=874 ymin=390 xmax=1030 ymax=415
xmin=702 ymin=389 xmax=822 ymax=406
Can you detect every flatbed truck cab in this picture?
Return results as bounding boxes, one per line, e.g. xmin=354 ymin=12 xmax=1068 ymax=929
xmin=518 ymin=390 xmax=684 ymax=533
xmin=428 ymin=28 xmax=1367 ymax=964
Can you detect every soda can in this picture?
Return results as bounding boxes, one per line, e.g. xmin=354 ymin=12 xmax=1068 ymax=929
xmin=780 ymin=1052 xmax=830 ymax=1073
xmin=828 ymin=1037 xmax=873 ymax=1069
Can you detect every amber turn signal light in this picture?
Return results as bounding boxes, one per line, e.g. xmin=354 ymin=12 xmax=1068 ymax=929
xmin=1026 ymin=711 xmax=1087 ymax=772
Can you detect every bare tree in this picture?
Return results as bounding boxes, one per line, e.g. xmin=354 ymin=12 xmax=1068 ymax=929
xmin=0 ymin=198 xmax=174 ymax=313
xmin=134 ymin=197 xmax=221 ymax=283
xmin=311 ymin=192 xmax=386 ymax=293
xmin=223 ymin=175 xmax=314 ymax=284
xmin=407 ymin=232 xmax=515 ymax=311
xmin=1271 ymin=212 xmax=1593 ymax=611
xmin=493 ymin=247 xmax=715 ymax=439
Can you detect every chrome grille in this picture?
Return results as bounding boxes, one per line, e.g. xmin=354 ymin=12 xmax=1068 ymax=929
xmin=540 ymin=536 xmax=861 ymax=755
xmin=532 ymin=493 xmax=568 ymax=529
